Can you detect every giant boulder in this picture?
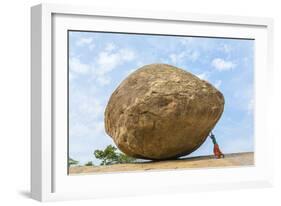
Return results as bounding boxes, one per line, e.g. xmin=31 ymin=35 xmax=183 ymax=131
xmin=104 ymin=64 xmax=224 ymax=160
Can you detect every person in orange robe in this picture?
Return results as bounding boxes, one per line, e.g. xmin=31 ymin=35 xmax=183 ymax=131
xmin=209 ymin=132 xmax=224 ymax=159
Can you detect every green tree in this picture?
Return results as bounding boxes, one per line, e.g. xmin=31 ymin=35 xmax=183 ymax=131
xmin=94 ymin=145 xmax=136 ymax=165
xmin=85 ymin=161 xmax=94 ymax=166
xmin=118 ymin=153 xmax=137 ymax=164
xmin=69 ymin=158 xmax=79 ymax=166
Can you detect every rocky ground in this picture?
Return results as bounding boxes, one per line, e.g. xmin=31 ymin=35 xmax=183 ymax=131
xmin=69 ymin=152 xmax=254 ymax=175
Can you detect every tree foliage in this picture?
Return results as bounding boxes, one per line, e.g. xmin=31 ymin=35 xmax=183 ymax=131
xmin=69 ymin=157 xmax=79 ymax=166
xmin=94 ymin=145 xmax=136 ymax=165
xmin=85 ymin=161 xmax=94 ymax=166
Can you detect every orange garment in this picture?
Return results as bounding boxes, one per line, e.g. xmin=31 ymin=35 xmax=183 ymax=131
xmin=213 ymin=143 xmax=224 ymax=159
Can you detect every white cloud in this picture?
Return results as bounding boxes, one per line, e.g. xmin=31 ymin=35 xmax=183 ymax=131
xmin=70 ymin=92 xmax=104 ymax=122
xmin=69 ymin=57 xmax=90 ymax=74
xmin=180 ymin=37 xmax=214 ymax=52
xmin=214 ymin=80 xmax=222 ymax=89
xmin=89 ymin=44 xmax=95 ymax=51
xmin=180 ymin=38 xmax=195 ymax=46
xmin=169 ymin=52 xmax=185 ymax=64
xmin=76 ymin=37 xmax=93 ymax=46
xmin=96 ymin=48 xmax=135 ymax=75
xmin=136 ymin=61 xmax=144 ymax=67
xmin=220 ymin=44 xmax=232 ymax=53
xmin=196 ymin=72 xmax=209 ymax=80
xmin=70 ymin=43 xmax=136 ymax=85
xmin=189 ymin=51 xmax=200 ymax=61
xmin=169 ymin=50 xmax=199 ymax=65
xmin=93 ymin=45 xmax=136 ymax=85
xmin=97 ymin=76 xmax=111 ymax=86
xmin=104 ymin=43 xmax=116 ymax=52
xmin=211 ymin=58 xmax=236 ymax=71
xmin=79 ymin=99 xmax=103 ymax=118
xmin=121 ymin=49 xmax=135 ymax=61
xmin=76 ymin=37 xmax=95 ymax=50
xmin=125 ymin=68 xmax=138 ymax=76
xmin=70 ymin=124 xmax=93 ymax=139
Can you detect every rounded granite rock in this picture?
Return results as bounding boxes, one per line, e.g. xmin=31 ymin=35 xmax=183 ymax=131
xmin=104 ymin=64 xmax=224 ymax=160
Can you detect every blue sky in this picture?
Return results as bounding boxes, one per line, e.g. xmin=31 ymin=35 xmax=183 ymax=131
xmin=68 ymin=31 xmax=254 ymax=165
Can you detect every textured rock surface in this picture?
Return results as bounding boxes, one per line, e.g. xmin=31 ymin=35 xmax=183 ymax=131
xmin=104 ymin=64 xmax=224 ymax=160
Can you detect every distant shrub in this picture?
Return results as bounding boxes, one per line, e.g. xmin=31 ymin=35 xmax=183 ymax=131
xmin=85 ymin=161 xmax=94 ymax=166
xmin=69 ymin=158 xmax=79 ymax=166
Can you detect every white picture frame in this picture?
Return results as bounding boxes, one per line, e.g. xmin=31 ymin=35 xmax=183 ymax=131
xmin=31 ymin=3 xmax=274 ymax=202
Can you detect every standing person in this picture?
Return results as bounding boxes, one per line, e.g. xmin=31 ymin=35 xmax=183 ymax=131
xmin=209 ymin=132 xmax=224 ymax=159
